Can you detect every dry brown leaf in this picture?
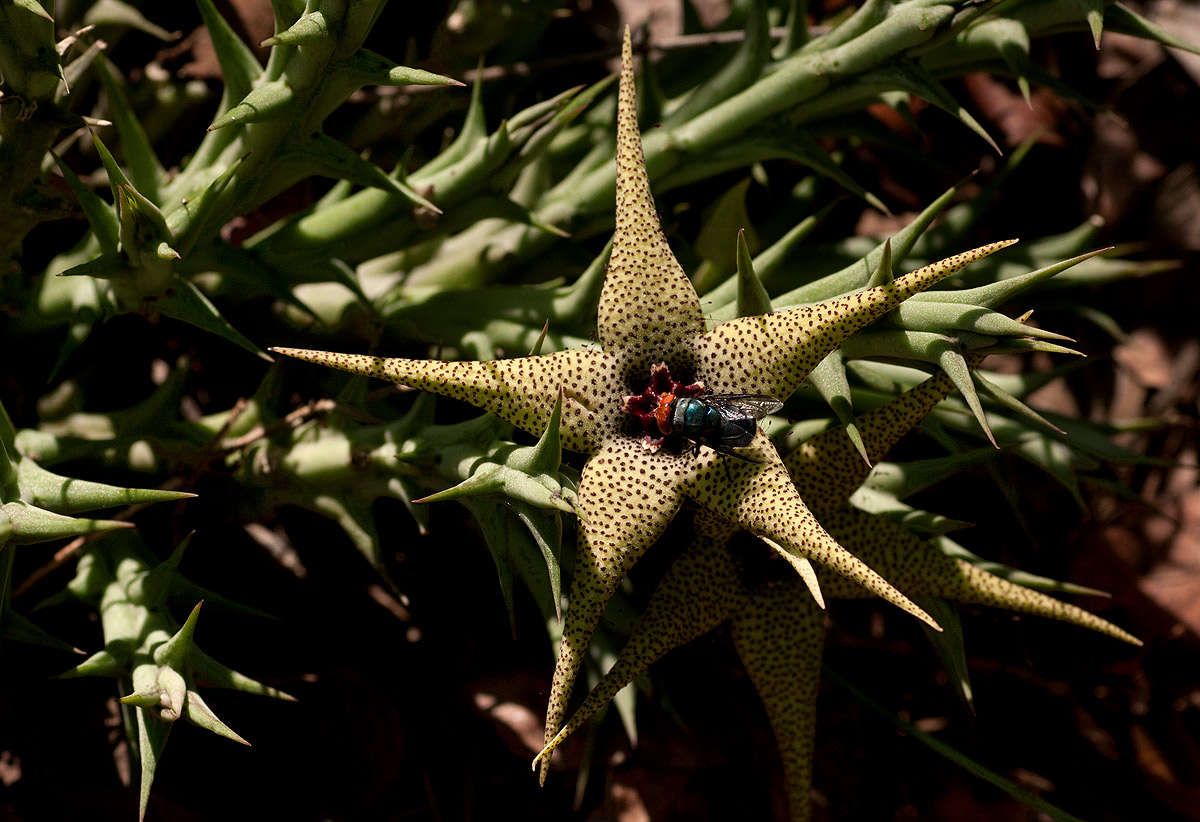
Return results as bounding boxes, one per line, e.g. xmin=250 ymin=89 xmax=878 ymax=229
xmin=1083 ymin=113 xmax=1167 ymax=224
xmin=1114 ymin=329 xmax=1173 ymax=389
xmin=961 ymin=73 xmax=1069 ymax=148
xmin=1139 ymin=486 xmax=1200 ymax=635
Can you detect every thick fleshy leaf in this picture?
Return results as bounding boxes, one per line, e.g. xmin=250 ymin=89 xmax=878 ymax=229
xmin=195 ymin=0 xmax=262 ymax=109
xmin=185 ymin=688 xmax=249 ymax=745
xmin=885 ymin=300 xmax=1074 ymax=341
xmin=305 ymin=493 xmax=390 ymax=581
xmin=807 ymin=350 xmax=869 ymax=465
xmin=914 ymin=595 xmax=974 ymax=711
xmin=95 ymin=56 xmax=166 ymax=203
xmin=383 ymin=240 xmax=610 ymax=354
xmin=134 ymin=702 xmax=171 ymax=822
xmin=207 ymin=79 xmax=294 ymax=131
xmin=693 ymin=180 xmax=757 ymax=293
xmin=935 ymin=536 xmax=1109 ymax=599
xmin=912 ymin=248 xmax=1110 ymax=308
xmin=58 ymin=647 xmax=124 ymax=679
xmin=1 ymin=501 xmax=133 ymax=545
xmin=189 ymin=646 xmax=295 ymax=700
xmin=788 ymin=370 xmax=956 ymax=514
xmin=83 ymin=0 xmax=177 ymax=41
xmin=15 ymin=459 xmax=194 ymax=514
xmin=701 ymin=198 xmax=835 ymax=313
xmin=2 ymin=606 xmax=82 ymax=653
xmin=512 ymin=503 xmax=564 ymax=623
xmin=734 ymin=229 xmax=773 ymax=317
xmin=861 ymin=451 xmax=997 ymax=501
xmin=729 ymin=173 xmax=977 ymax=314
xmin=667 ymin=0 xmax=770 ymax=126
xmin=168 ymin=153 xmax=247 ymax=254
xmin=52 ymin=153 xmax=119 ymax=257
xmin=157 ymin=279 xmax=270 ymax=361
xmin=284 ymin=133 xmax=441 ymax=214
xmin=338 ymin=48 xmax=463 ymax=88
xmin=850 ymin=487 xmax=974 ymax=536
xmin=463 ymin=499 xmax=518 ymax=629
xmin=262 ymin=9 xmax=328 ymax=46
xmin=974 ymin=372 xmax=1064 ymax=434
xmin=1105 ymin=2 xmax=1200 ymax=55
xmin=155 ymin=601 xmax=202 ymax=671
xmin=888 ymin=58 xmax=1001 ymax=154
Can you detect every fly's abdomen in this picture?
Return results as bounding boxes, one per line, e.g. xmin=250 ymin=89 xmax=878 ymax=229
xmin=722 ymin=417 xmax=756 ymax=447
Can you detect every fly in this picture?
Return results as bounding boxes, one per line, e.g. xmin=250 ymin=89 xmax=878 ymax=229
xmin=654 ymin=393 xmax=783 ymax=458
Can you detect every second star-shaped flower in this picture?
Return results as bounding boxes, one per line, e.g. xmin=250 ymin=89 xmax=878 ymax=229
xmin=271 ymin=28 xmax=1015 ymax=778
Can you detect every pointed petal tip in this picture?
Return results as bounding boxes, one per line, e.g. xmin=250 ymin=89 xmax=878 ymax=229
xmin=23 ymin=1 xmax=54 ymax=21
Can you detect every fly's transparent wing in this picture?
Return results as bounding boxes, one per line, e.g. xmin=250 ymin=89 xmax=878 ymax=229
xmin=706 ymin=394 xmax=784 ymax=421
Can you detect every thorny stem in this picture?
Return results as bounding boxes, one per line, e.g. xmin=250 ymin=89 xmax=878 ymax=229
xmin=217 ymin=398 xmax=341 ymax=453
xmin=451 ymin=25 xmax=834 ymax=84
xmin=11 ymin=476 xmax=190 ymax=598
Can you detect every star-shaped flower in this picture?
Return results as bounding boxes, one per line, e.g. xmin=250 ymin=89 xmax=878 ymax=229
xmin=531 ymin=368 xmax=1140 ymax=819
xmin=271 ymin=28 xmax=1016 ymax=780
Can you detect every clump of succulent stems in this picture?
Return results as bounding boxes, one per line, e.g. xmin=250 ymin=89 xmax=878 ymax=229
xmin=0 ymin=0 xmax=1185 ymax=818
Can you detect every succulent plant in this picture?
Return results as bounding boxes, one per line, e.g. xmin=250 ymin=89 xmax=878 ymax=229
xmin=271 ymin=27 xmax=1141 ymax=819
xmin=1 ymin=0 xmax=1189 ymax=818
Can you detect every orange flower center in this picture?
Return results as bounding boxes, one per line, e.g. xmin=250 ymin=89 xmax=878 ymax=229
xmin=654 ymin=393 xmax=675 ymax=436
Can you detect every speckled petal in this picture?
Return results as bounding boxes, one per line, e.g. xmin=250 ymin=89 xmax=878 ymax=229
xmin=270 ymin=346 xmax=620 ymax=453
xmin=730 ymin=581 xmax=825 ymax=822
xmin=682 ymin=432 xmax=941 ymax=632
xmin=817 ymin=508 xmax=1141 ymax=645
xmin=787 ymin=369 xmax=957 ymax=515
xmin=539 ymin=437 xmax=691 ymax=781
xmin=690 ymin=241 xmax=1017 ymax=398
xmin=533 ymin=521 xmax=740 ymax=771
xmin=596 ymin=28 xmax=706 ymax=359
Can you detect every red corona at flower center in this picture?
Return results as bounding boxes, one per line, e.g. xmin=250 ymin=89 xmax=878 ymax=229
xmin=622 ymin=362 xmax=704 ymax=452
xmin=654 ymin=393 xmax=675 ymax=435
